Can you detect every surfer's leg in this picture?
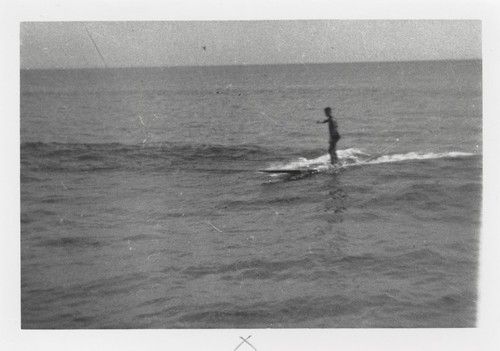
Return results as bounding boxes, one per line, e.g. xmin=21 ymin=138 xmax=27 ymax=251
xmin=330 ymin=151 xmax=338 ymax=164
xmin=329 ymin=142 xmax=337 ymax=164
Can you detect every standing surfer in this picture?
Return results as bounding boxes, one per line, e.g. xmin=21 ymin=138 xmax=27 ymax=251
xmin=317 ymin=107 xmax=341 ymax=164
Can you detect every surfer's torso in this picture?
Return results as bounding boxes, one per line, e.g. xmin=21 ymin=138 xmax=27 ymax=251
xmin=326 ymin=118 xmax=340 ymax=141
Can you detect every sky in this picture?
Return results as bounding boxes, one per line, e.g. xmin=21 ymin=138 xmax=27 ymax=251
xmin=20 ymin=20 xmax=481 ymax=69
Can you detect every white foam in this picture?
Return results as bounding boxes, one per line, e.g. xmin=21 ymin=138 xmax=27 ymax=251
xmin=267 ymin=149 xmax=474 ymax=171
xmin=338 ymin=148 xmax=370 ymax=158
xmin=365 ymin=151 xmax=474 ymax=165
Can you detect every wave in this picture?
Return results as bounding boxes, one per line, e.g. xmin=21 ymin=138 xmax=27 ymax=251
xmin=21 ymin=141 xmax=277 ymax=173
xmin=21 ymin=142 xmax=475 ymax=175
xmin=265 ymin=148 xmax=475 ymax=172
xmin=21 ymin=141 xmax=272 ymax=158
xmin=366 ymin=151 xmax=474 ymax=165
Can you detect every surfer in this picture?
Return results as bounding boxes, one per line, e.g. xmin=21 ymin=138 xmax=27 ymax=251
xmin=317 ymin=107 xmax=341 ymax=164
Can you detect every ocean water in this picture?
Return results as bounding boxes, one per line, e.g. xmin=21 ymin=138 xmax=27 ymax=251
xmin=20 ymin=60 xmax=482 ymax=328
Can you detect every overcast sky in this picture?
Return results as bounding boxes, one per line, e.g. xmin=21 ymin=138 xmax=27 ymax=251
xmin=20 ymin=20 xmax=481 ymax=69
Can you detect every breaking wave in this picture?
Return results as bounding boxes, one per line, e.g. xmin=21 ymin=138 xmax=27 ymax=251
xmin=266 ymin=148 xmax=474 ymax=172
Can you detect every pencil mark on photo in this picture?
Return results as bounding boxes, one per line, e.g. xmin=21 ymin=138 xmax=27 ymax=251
xmin=234 ymin=336 xmax=256 ymax=351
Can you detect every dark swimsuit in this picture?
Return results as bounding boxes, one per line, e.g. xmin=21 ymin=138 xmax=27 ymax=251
xmin=326 ymin=118 xmax=340 ymax=163
xmin=327 ymin=119 xmax=340 ymax=142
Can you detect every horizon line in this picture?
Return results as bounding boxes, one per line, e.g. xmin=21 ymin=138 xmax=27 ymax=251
xmin=20 ymin=58 xmax=482 ymax=71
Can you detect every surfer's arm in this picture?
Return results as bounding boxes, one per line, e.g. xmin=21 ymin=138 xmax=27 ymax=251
xmin=316 ymin=119 xmax=329 ymax=124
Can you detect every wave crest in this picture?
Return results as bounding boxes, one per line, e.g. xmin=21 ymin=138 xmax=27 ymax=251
xmin=266 ymin=149 xmax=474 ymax=171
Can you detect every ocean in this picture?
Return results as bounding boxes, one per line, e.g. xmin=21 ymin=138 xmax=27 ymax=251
xmin=20 ymin=60 xmax=482 ymax=328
